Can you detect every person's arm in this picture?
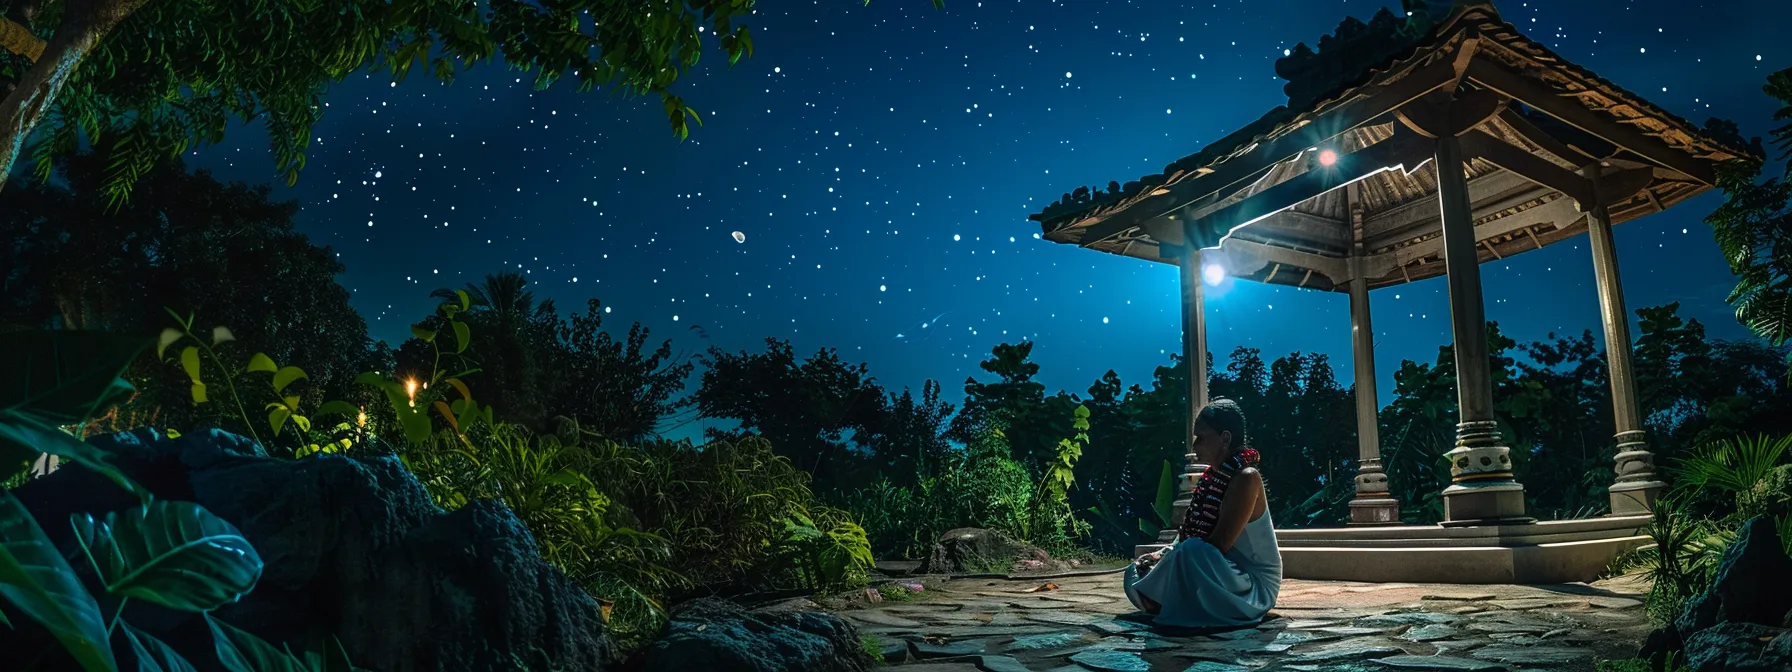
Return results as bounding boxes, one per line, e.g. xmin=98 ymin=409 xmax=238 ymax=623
xmin=1206 ymin=468 xmax=1264 ymax=553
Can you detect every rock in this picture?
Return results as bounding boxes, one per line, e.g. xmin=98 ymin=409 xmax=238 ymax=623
xmin=1681 ymin=621 xmax=1792 ymax=671
xmin=847 ymin=610 xmax=924 ymax=628
xmin=1358 ymin=612 xmax=1459 ymax=628
xmin=5 ymin=428 xmax=613 ymax=672
xmin=977 ymin=655 xmax=1034 ymax=672
xmin=1676 ymin=591 xmax=1723 ymax=638
xmin=1087 ymin=635 xmax=1177 ymax=653
xmin=1466 ymin=621 xmax=1550 ymax=634
xmin=1422 ymin=593 xmax=1496 ymax=602
xmin=1090 ymin=619 xmax=1150 ymax=635
xmin=1181 ymin=663 xmax=1251 ymax=672
xmin=1067 ymin=648 xmax=1151 ymax=672
xmin=1400 ymin=624 xmax=1459 ymax=643
xmin=1371 ymin=655 xmax=1503 ymax=671
xmin=1709 ymin=518 xmax=1792 ymax=629
xmin=636 ymin=598 xmax=873 ymax=672
xmin=882 ymin=639 xmax=914 ymax=664
xmin=921 ymin=528 xmax=1075 ymax=575
xmin=1024 ymin=612 xmax=1104 ymax=627
xmin=915 ymin=640 xmax=992 ymax=659
xmin=1007 ymin=632 xmax=1087 ymax=652
xmin=1287 ymin=637 xmax=1403 ymax=662
xmin=1467 ymin=644 xmax=1593 ymax=665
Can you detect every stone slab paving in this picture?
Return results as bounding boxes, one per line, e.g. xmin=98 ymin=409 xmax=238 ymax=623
xmin=836 ymin=572 xmax=1655 ymax=672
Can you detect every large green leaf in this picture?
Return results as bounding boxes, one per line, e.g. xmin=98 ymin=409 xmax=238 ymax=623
xmin=0 ymin=331 xmax=153 ymax=500
xmin=0 ymin=410 xmax=148 ymax=502
xmin=0 ymin=331 xmax=146 ymax=424
xmin=208 ymin=615 xmax=309 ymax=672
xmin=123 ymin=623 xmax=199 ymax=672
xmin=0 ymin=490 xmax=117 ymax=672
xmin=73 ymin=501 xmax=262 ymax=612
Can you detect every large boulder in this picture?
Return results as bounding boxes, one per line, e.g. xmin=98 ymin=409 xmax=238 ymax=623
xmin=918 ymin=527 xmax=1072 ymax=575
xmin=1644 ymin=517 xmax=1792 ymax=672
xmin=629 ymin=598 xmax=872 ymax=672
xmin=4 ymin=428 xmax=614 ymax=671
xmin=1676 ymin=518 xmax=1792 ymax=636
xmin=1682 ymin=622 xmax=1792 ymax=671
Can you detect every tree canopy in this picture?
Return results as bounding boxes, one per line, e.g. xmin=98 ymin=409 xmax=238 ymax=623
xmin=0 ymin=152 xmax=387 ymax=428
xmin=0 ymin=0 xmax=933 ymax=204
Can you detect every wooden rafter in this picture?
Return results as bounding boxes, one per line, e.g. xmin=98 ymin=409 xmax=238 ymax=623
xmin=1073 ymin=57 xmax=1460 ymax=248
xmin=1464 ymin=59 xmax=1717 ymax=185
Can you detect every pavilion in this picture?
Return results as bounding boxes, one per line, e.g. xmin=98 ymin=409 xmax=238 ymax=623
xmin=1027 ymin=2 xmax=1755 ymax=583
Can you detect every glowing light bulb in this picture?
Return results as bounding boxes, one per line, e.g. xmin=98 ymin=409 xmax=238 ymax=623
xmin=1203 ymin=264 xmax=1226 ymax=286
xmin=1318 ymin=149 xmax=1339 ymax=167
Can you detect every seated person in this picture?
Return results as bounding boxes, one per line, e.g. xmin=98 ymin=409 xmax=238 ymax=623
xmin=1123 ymin=399 xmax=1281 ymax=628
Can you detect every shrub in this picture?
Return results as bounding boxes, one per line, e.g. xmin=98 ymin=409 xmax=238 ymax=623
xmin=845 ymin=407 xmax=1094 ymax=562
xmin=1617 ymin=433 xmax=1792 ymax=623
xmin=400 ymin=422 xmax=871 ymax=650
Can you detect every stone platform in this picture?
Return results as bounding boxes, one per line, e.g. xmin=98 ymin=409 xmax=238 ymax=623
xmin=1138 ymin=516 xmax=1653 ymax=585
xmin=836 ymin=571 xmax=1653 ymax=672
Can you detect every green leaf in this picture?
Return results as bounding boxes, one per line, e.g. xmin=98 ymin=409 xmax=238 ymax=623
xmin=456 ymin=289 xmax=470 ymax=312
xmin=208 ymin=615 xmax=309 ymax=672
xmin=190 ymin=382 xmax=207 ymax=405
xmin=123 ymin=623 xmax=199 ymax=672
xmin=72 ymin=501 xmax=262 ymax=613
xmin=156 ymin=329 xmax=184 ymax=360
xmin=452 ymin=322 xmax=470 ymax=355
xmin=322 ymin=635 xmax=354 ymax=672
xmin=245 ymin=354 xmax=278 ymax=375
xmin=0 ymin=331 xmax=146 ymax=425
xmin=210 ymin=327 xmax=235 ymax=347
xmin=0 ymin=490 xmax=118 ymax=672
xmin=268 ymin=407 xmax=290 ymax=437
xmin=272 ymin=367 xmax=308 ymax=395
xmin=180 ymin=347 xmax=202 ymax=384
xmin=410 ymin=325 xmax=436 ymax=343
xmin=1153 ymin=460 xmax=1176 ymax=527
xmin=0 ymin=410 xmax=148 ymax=501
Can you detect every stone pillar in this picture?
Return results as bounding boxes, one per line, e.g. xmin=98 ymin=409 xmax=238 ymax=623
xmin=1346 ymin=184 xmax=1402 ymax=525
xmin=1162 ymin=244 xmax=1211 ymax=543
xmin=1435 ymin=135 xmax=1529 ymax=525
xmin=1582 ymin=165 xmax=1667 ymax=516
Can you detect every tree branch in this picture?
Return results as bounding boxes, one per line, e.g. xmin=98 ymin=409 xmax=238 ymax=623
xmin=0 ymin=0 xmax=150 ymax=193
xmin=0 ymin=16 xmax=45 ymax=61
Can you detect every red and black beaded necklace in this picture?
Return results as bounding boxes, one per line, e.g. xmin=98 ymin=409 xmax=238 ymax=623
xmin=1176 ymin=447 xmax=1261 ymax=542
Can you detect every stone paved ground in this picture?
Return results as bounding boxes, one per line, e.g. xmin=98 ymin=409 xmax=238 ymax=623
xmin=833 ymin=571 xmax=1654 ymax=672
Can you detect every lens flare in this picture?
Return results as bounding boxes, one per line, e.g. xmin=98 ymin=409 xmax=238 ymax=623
xmin=1202 ymin=263 xmax=1226 ymax=286
xmin=1318 ymin=149 xmax=1339 ymax=167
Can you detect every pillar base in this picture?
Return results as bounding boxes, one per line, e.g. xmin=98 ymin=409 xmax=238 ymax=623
xmin=1348 ymin=497 xmax=1403 ymax=525
xmin=1609 ymin=480 xmax=1666 ymax=516
xmin=1442 ymin=483 xmax=1532 ymax=526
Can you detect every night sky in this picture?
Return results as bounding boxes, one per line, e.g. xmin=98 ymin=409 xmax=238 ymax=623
xmin=188 ymin=0 xmax=1791 ymax=438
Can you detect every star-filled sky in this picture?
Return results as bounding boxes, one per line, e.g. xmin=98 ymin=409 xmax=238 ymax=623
xmin=190 ymin=0 xmax=1790 ymax=436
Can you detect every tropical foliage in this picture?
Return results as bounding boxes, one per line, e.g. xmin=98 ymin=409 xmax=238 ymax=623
xmin=1616 ymin=434 xmax=1792 ymax=624
xmin=0 ymin=330 xmax=355 ymax=672
xmin=1706 ymin=66 xmax=1792 ymax=377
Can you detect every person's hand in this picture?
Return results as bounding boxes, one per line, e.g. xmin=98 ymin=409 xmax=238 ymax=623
xmin=1135 ymin=550 xmax=1164 ymax=573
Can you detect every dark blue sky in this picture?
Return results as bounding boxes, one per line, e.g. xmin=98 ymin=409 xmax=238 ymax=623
xmin=190 ymin=0 xmax=1790 ymax=436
